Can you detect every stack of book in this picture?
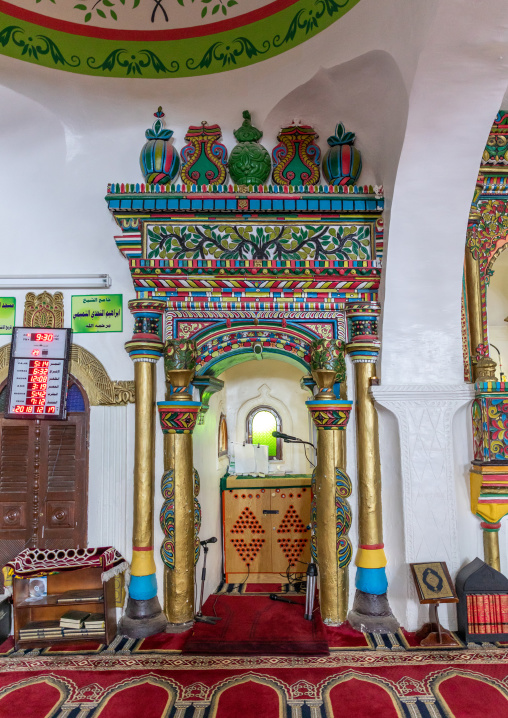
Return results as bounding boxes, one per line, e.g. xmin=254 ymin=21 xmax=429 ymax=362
xmin=19 ymin=620 xmax=66 ymax=641
xmin=466 ymin=593 xmax=508 ymax=634
xmin=59 ymin=610 xmax=92 ymax=630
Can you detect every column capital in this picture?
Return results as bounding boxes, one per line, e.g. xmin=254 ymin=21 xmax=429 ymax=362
xmin=158 ymin=400 xmax=202 ymax=434
xmin=346 ymin=301 xmax=380 ymax=356
xmin=125 ymin=298 xmax=166 ymax=362
xmin=346 ymin=340 xmax=380 ymax=363
xmin=306 ymin=398 xmax=352 ymax=429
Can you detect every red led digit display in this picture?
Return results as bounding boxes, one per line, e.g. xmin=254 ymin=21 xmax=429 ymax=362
xmin=30 ymin=333 xmax=54 ymax=342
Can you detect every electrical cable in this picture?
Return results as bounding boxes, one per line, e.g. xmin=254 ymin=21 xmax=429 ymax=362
xmin=239 ymin=563 xmax=250 ymax=592
xmin=303 ymin=443 xmax=316 ymax=467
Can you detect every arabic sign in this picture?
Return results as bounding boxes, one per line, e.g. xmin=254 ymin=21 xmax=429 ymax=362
xmin=0 ymin=297 xmax=15 ymax=335
xmin=71 ymin=294 xmax=123 ymax=333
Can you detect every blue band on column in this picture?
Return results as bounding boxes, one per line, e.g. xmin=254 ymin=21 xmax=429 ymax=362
xmin=129 ymin=573 xmax=158 ymax=601
xmin=355 ymin=567 xmax=388 ymax=595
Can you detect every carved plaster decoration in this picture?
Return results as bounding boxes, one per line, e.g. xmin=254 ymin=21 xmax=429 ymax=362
xmin=24 ymin=291 xmax=64 ymax=328
xmin=0 ymin=343 xmax=134 ymax=406
xmin=371 ymin=384 xmax=475 ymax=629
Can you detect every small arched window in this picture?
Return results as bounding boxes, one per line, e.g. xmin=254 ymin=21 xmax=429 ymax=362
xmin=218 ymin=413 xmax=228 ymax=457
xmin=246 ymin=406 xmax=282 ymax=460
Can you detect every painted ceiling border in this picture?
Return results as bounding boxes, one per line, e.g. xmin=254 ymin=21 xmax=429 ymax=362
xmin=0 ymin=0 xmax=360 ymax=78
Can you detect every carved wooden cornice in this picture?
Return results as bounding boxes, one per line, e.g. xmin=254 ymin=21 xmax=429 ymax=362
xmin=0 ymin=343 xmax=134 ymax=406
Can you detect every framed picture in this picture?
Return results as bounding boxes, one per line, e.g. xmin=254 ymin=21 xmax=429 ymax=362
xmin=410 ymin=562 xmax=458 ymax=604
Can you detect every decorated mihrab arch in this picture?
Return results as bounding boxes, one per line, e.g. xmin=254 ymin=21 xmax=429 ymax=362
xmin=108 ymin=110 xmax=397 ymax=637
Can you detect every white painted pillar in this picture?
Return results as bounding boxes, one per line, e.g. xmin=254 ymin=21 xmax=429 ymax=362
xmin=87 ymin=404 xmax=134 ymax=562
xmin=372 ymin=384 xmax=474 ymax=630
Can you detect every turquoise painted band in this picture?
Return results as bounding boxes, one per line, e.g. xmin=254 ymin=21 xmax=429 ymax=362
xmin=129 ymin=573 xmax=158 ymax=601
xmin=355 ymin=567 xmax=388 ymax=596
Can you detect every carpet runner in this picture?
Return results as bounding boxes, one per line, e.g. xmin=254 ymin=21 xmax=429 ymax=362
xmin=182 ymin=594 xmax=329 ymax=655
xmin=0 ymin=642 xmax=507 ymax=717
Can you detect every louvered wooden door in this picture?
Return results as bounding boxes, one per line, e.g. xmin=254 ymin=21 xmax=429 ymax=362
xmin=0 ymin=400 xmax=88 ymax=582
xmin=0 ymin=421 xmax=35 ymax=574
xmin=38 ymin=416 xmax=87 ymax=549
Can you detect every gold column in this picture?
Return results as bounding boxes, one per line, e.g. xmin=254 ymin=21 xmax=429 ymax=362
xmin=345 ymin=304 xmax=398 ymax=633
xmin=314 ymin=424 xmax=349 ymax=623
xmin=353 ymin=360 xmax=383 ymax=547
xmin=158 ymin=340 xmax=201 ymax=630
xmin=482 ymin=522 xmax=501 ymax=572
xmin=163 ymin=431 xmax=196 ymax=624
xmin=121 ymin=299 xmax=167 ymax=639
xmin=464 ymin=248 xmax=485 ymax=381
xmin=132 ymin=360 xmax=157 ymax=562
xmin=307 ymin=342 xmax=352 ymax=625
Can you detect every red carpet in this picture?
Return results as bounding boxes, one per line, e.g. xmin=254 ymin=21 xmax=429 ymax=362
xmin=183 ymin=594 xmax=329 ymax=655
xmin=1 ymin=646 xmax=508 ymax=717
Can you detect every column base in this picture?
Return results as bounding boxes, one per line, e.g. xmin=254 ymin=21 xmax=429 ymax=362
xmin=119 ymin=596 xmax=168 ymax=639
xmin=347 ymin=589 xmax=399 ymax=634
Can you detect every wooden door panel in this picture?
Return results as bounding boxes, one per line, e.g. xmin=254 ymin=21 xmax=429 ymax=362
xmin=0 ymin=422 xmax=34 ymax=543
xmin=39 ymin=416 xmax=87 ymax=547
xmin=224 ymin=488 xmax=271 ymax=579
xmin=271 ymin=486 xmax=312 ymax=573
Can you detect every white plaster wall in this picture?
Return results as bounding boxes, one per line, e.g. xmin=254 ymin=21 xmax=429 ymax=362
xmin=221 ymin=359 xmax=312 ymax=475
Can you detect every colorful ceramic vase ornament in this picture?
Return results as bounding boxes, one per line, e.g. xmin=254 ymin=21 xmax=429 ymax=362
xmin=272 ymin=122 xmax=320 ymax=186
xmin=139 ymin=107 xmax=180 ymax=185
xmin=180 ymin=121 xmax=228 ymax=185
xmin=228 ymin=110 xmax=271 ymax=186
xmin=322 ymin=122 xmax=362 ymax=186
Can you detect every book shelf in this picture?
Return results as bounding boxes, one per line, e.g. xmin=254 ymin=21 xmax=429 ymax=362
xmin=456 ymin=557 xmax=508 ymax=643
xmin=13 ymin=565 xmax=117 ymax=649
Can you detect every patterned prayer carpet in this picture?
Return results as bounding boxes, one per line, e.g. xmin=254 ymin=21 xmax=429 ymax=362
xmin=1 ymin=627 xmax=508 ymax=717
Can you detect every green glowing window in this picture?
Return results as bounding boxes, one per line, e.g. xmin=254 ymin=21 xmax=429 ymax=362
xmin=246 ymin=406 xmax=282 ymax=460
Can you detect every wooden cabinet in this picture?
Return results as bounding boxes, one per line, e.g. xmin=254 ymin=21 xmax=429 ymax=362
xmin=13 ymin=565 xmax=116 ymax=649
xmin=222 ymin=475 xmax=312 ymax=583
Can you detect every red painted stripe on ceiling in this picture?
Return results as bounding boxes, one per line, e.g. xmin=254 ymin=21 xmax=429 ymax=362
xmin=0 ymin=0 xmax=300 ymax=41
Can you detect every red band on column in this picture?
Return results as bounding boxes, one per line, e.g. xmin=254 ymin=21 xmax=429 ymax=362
xmin=359 ymin=543 xmax=384 ymax=550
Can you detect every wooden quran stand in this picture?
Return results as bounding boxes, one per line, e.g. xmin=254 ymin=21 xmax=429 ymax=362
xmin=415 ymin=602 xmax=460 ymax=647
xmin=410 ymin=562 xmax=461 ymax=648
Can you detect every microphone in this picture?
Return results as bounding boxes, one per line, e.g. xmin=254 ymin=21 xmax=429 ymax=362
xmin=272 ymin=431 xmax=316 ymax=450
xmin=269 ymin=593 xmax=300 ymax=605
xmin=200 ymin=537 xmax=217 ymax=546
xmin=272 ymin=430 xmax=298 ymax=441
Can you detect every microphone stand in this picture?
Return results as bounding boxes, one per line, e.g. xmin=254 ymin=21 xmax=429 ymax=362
xmin=195 ymin=543 xmax=221 ymax=624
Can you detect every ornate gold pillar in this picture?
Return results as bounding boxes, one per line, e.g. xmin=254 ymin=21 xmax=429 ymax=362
xmin=346 ymin=303 xmax=399 ymax=633
xmin=120 ymin=299 xmax=168 ymax=638
xmin=471 ymin=356 xmax=508 ymax=571
xmin=307 ymin=340 xmax=352 ymax=625
xmin=464 ymin=247 xmax=485 ymax=381
xmin=158 ymin=340 xmax=201 ymax=629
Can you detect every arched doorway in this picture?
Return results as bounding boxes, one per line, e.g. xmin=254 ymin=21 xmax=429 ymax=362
xmin=0 ymin=377 xmax=89 ymax=583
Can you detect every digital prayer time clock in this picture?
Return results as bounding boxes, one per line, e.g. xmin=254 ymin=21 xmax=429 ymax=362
xmin=5 ymin=327 xmax=71 ymax=420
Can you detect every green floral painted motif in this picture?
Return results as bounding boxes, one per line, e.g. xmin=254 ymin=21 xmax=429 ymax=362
xmin=73 ymin=0 xmax=140 ymax=24
xmin=186 ymin=36 xmax=270 ymax=70
xmin=87 ymin=48 xmax=178 ymax=74
xmin=0 ymin=25 xmax=80 ymax=66
xmin=147 ymin=223 xmax=371 ymax=261
xmin=164 ymin=339 xmax=198 ymax=372
xmin=194 ymin=0 xmax=238 ymax=20
xmin=310 ymin=338 xmax=347 ymax=380
xmin=0 ymin=0 xmax=360 ymax=78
